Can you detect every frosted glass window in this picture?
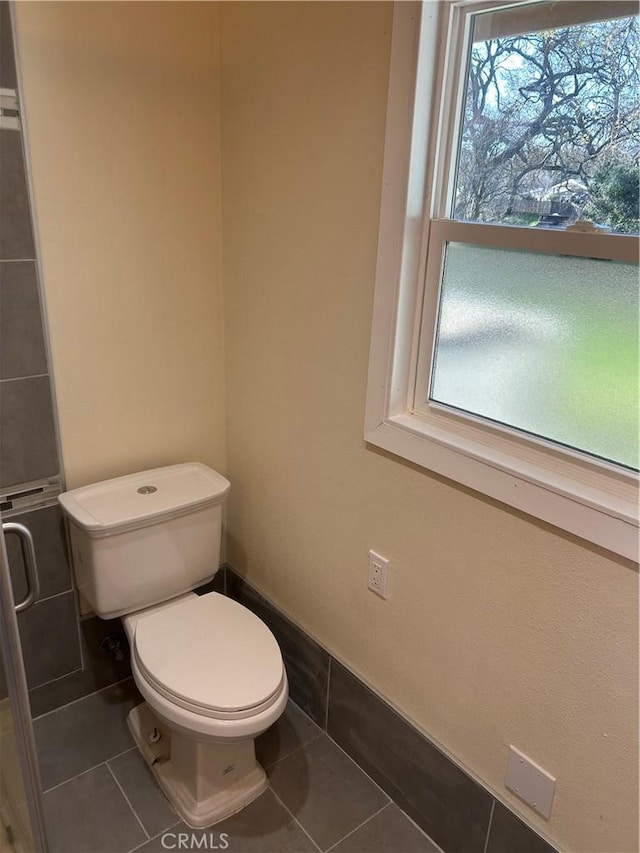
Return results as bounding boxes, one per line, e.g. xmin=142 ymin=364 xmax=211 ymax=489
xmin=430 ymin=244 xmax=639 ymax=470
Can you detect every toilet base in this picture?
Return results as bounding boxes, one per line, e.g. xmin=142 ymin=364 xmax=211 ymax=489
xmin=128 ymin=703 xmax=267 ymax=829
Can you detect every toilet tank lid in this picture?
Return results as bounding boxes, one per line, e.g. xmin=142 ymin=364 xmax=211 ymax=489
xmin=58 ymin=463 xmax=230 ymax=535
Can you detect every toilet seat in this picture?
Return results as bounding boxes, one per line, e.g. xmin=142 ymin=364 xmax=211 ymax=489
xmin=134 ymin=593 xmax=285 ymax=721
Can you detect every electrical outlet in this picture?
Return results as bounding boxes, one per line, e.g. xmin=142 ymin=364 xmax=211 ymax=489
xmin=368 ymin=550 xmax=389 ymax=598
xmin=505 ymin=746 xmax=556 ymax=819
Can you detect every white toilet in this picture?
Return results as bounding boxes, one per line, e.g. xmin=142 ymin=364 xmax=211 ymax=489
xmin=58 ymin=462 xmax=288 ymax=828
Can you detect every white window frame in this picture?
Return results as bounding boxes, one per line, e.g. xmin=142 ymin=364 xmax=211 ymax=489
xmin=364 ymin=0 xmax=639 ymax=561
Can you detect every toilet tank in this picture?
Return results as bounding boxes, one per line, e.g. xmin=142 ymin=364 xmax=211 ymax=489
xmin=58 ymin=463 xmax=231 ymax=619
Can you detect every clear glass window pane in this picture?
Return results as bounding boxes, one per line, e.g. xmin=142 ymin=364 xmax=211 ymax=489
xmin=453 ymin=5 xmax=640 ymax=233
xmin=429 ymin=243 xmax=639 ymax=470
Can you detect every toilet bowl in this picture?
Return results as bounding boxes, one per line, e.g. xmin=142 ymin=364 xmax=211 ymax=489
xmin=124 ymin=592 xmax=288 ymax=827
xmin=58 ymin=463 xmax=288 ymax=828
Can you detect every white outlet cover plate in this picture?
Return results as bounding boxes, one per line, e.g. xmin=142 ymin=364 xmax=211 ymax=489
xmin=505 ymin=745 xmax=556 ymax=819
xmin=368 ymin=550 xmax=388 ymax=598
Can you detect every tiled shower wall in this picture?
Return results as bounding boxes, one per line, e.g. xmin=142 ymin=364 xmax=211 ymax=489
xmin=0 ymin=1 xmax=130 ymax=716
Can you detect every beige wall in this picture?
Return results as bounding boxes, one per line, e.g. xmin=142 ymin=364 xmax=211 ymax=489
xmin=219 ymin=4 xmax=639 ymax=852
xmin=13 ymin=1 xmax=226 ymax=489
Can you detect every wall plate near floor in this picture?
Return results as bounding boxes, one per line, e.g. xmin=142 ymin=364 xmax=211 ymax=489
xmin=505 ymin=745 xmax=556 ymax=819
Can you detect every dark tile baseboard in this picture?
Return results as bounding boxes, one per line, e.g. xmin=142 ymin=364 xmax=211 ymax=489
xmin=224 ymin=565 xmax=559 ymax=853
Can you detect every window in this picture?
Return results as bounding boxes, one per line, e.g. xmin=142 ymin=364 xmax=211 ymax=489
xmin=365 ymin=1 xmax=639 ymax=560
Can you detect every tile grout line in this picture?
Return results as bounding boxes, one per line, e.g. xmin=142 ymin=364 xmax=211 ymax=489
xmin=29 ymin=664 xmax=83 ymax=694
xmin=261 ymin=728 xmax=323 ymax=773
xmin=128 ymin=821 xmax=183 ymax=853
xmin=106 ymin=763 xmax=150 ymax=841
xmin=318 ymin=726 xmax=391 ymax=804
xmin=396 ymin=806 xmax=446 ymax=853
xmin=268 ymin=785 xmax=323 ymax=853
xmin=72 ymin=580 xmax=87 ymax=678
xmin=33 ymin=676 xmax=135 ymax=720
xmin=483 ymin=799 xmax=496 ymax=853
xmin=324 ymin=802 xmax=391 ymax=853
xmin=26 ymin=586 xmax=74 ymax=605
xmin=42 ymin=746 xmax=137 ymax=794
xmin=0 ymin=373 xmax=49 ymax=384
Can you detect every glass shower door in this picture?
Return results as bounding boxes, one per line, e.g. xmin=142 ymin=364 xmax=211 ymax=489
xmin=0 ymin=520 xmax=48 ymax=852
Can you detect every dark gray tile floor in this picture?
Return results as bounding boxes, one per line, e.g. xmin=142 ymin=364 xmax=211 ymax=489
xmin=34 ymin=680 xmax=440 ymax=853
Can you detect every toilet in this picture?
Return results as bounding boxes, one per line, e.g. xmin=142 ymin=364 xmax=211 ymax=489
xmin=58 ymin=463 xmax=288 ymax=828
